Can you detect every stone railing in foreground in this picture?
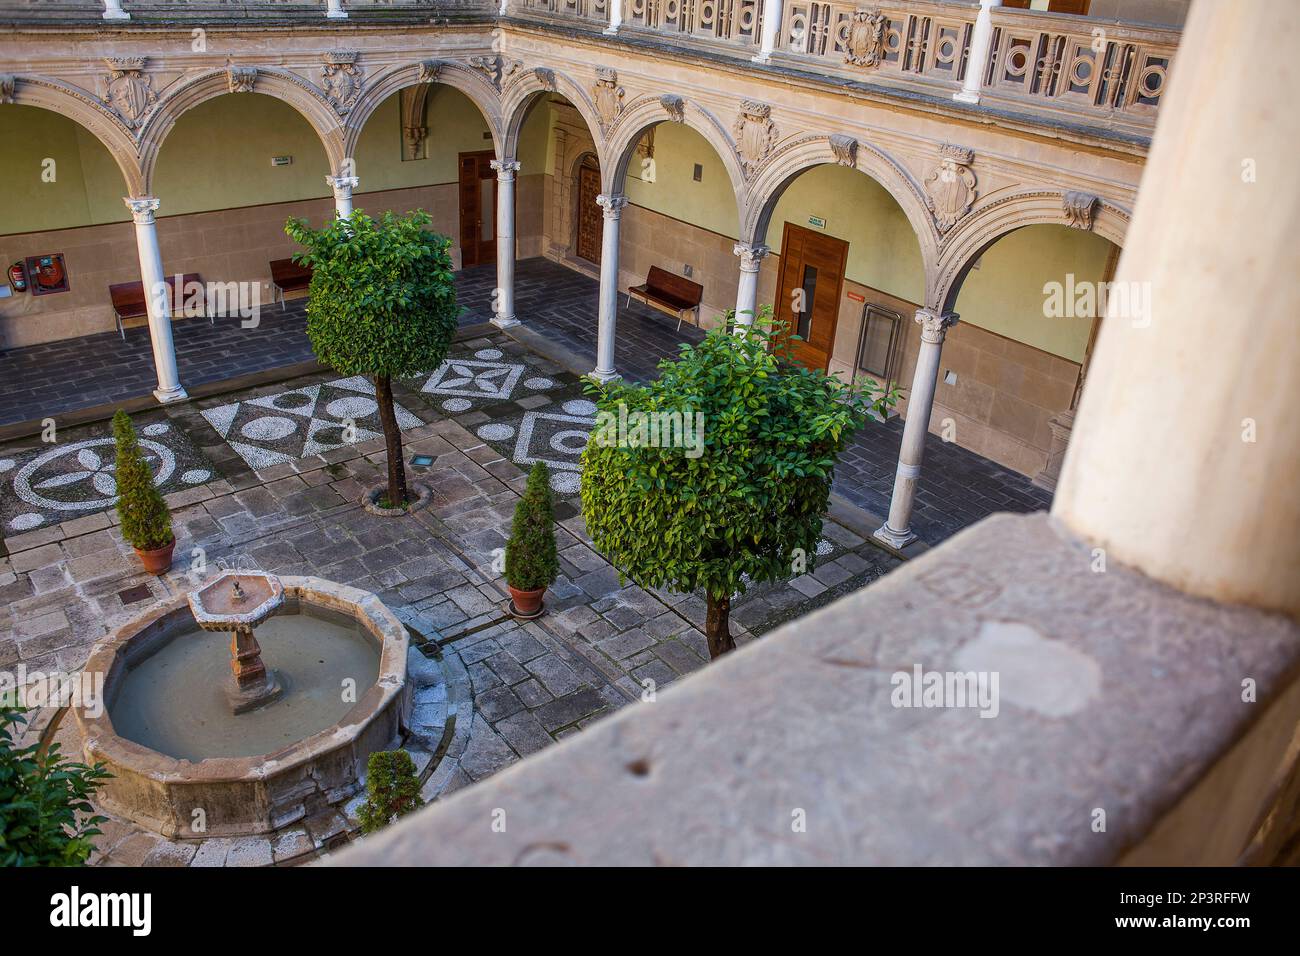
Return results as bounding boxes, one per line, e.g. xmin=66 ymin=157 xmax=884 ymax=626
xmin=333 ymin=512 xmax=1300 ymax=866
xmin=335 ymin=0 xmax=1300 ymax=866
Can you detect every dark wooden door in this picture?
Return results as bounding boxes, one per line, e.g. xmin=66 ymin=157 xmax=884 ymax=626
xmin=774 ymin=223 xmax=849 ymax=371
xmin=575 ymin=163 xmax=603 ymax=265
xmin=458 ymin=151 xmax=497 ymax=267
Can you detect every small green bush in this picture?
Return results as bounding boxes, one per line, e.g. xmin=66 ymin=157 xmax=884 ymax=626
xmin=505 ymin=462 xmax=559 ymax=592
xmin=357 ymin=750 xmax=423 ymax=835
xmin=112 ymin=409 xmax=172 ymax=551
xmin=0 ymin=704 xmax=112 ymax=867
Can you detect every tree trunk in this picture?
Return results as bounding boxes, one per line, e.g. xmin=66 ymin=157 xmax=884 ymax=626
xmin=374 ymin=374 xmax=408 ymax=507
xmin=704 ymin=592 xmax=735 ymax=659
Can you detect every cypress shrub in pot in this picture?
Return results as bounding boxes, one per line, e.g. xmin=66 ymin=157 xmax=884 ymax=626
xmin=504 ymin=462 xmax=559 ymax=618
xmin=112 ymin=409 xmax=175 ymax=575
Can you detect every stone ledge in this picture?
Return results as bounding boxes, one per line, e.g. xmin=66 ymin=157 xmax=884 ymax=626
xmin=332 ymin=512 xmax=1300 ymax=866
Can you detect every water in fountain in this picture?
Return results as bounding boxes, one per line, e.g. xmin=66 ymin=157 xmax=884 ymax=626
xmin=110 ymin=605 xmax=380 ymax=761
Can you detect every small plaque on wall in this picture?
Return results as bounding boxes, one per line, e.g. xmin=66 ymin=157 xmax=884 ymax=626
xmin=25 ymin=254 xmax=70 ymax=296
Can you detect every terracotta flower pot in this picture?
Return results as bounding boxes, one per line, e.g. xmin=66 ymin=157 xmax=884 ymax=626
xmin=135 ymin=540 xmax=176 ymax=576
xmin=508 ymin=584 xmax=546 ymax=619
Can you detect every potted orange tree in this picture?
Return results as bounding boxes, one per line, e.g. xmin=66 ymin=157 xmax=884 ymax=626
xmin=504 ymin=462 xmax=559 ymax=618
xmin=112 ymin=409 xmax=175 ymax=575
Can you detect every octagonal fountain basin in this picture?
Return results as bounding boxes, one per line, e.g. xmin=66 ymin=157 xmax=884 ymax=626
xmin=75 ymin=575 xmax=411 ymax=839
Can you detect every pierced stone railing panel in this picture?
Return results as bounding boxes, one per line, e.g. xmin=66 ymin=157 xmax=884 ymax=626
xmin=980 ymin=9 xmax=1175 ymax=127
xmin=624 ymin=0 xmax=764 ymax=50
xmin=520 ymin=0 xmax=609 ymax=25
xmin=776 ymin=0 xmax=974 ymax=95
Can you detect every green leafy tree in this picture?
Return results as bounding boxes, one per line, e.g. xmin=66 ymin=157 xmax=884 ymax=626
xmin=357 ymin=749 xmax=423 ymax=835
xmin=112 ymin=409 xmax=172 ymax=550
xmin=286 ymin=209 xmax=460 ymax=507
xmin=0 ymin=704 xmax=112 ymax=866
xmin=581 ymin=314 xmax=898 ymax=658
xmin=505 ymin=462 xmax=560 ymax=591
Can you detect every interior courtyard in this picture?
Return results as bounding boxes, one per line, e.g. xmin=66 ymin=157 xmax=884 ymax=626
xmin=1 ymin=0 xmax=1298 ymax=880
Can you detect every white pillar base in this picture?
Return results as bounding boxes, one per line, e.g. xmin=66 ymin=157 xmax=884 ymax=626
xmin=589 ymin=369 xmax=621 ymax=385
xmin=491 ymin=314 xmax=521 ymax=330
xmin=953 ymin=90 xmax=980 ymax=105
xmin=103 ymin=10 xmax=131 ymax=19
xmin=153 ymin=384 xmax=190 ymax=404
xmin=872 ymin=522 xmax=917 ymax=550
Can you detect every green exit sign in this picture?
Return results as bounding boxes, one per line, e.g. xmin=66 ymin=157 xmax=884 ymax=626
xmin=808 ymin=215 xmax=827 ymax=229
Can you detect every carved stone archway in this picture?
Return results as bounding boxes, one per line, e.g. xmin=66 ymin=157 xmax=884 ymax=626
xmin=934 ymin=188 xmax=1130 ymax=312
xmin=138 ymin=67 xmax=347 ymax=191
xmin=2 ymin=75 xmax=146 ymax=195
xmin=603 ymin=94 xmax=747 ymax=213
xmin=740 ymin=132 xmax=940 ymax=304
xmin=342 ymin=60 xmax=506 ymax=161
xmin=501 ymin=67 xmax=606 ymax=168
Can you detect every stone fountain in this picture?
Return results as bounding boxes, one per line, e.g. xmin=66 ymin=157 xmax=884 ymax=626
xmin=188 ymin=572 xmax=285 ymax=714
xmin=74 ymin=573 xmax=413 ymax=837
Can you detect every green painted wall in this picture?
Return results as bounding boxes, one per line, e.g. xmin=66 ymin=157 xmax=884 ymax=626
xmin=0 ymin=105 xmax=124 ymax=233
xmin=623 ymin=121 xmax=739 ymax=235
xmin=956 ymin=224 xmax=1113 ymax=362
xmin=1 ymin=86 xmax=500 ymax=233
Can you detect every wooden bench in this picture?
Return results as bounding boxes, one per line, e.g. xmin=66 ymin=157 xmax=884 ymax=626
xmin=109 ymin=272 xmax=204 ymax=339
xmin=626 ymin=265 xmax=704 ymax=331
xmin=270 ymin=258 xmax=313 ymax=310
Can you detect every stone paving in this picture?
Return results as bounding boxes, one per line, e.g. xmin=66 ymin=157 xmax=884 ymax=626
xmin=0 ymin=256 xmax=1050 ymax=548
xmin=0 ymin=360 xmax=899 ymax=865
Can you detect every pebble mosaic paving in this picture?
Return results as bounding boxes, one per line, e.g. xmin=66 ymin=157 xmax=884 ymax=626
xmin=0 ymin=413 xmax=215 ymax=536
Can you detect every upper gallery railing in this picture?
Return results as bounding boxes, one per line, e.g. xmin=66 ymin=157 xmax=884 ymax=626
xmin=514 ymin=0 xmax=1180 ymax=136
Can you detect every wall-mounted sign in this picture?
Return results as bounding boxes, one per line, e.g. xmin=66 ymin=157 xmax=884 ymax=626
xmin=847 ymin=291 xmax=865 ymax=303
xmin=808 ymin=215 xmax=827 ymax=229
xmin=25 ymin=254 xmax=69 ymax=296
xmin=271 ymin=156 xmax=293 ymax=167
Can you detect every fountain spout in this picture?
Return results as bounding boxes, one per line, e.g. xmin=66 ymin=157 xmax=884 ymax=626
xmin=188 ymin=571 xmax=286 ymax=714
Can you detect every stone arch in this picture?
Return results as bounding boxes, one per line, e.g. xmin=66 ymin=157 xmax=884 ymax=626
xmin=342 ymin=60 xmax=505 ymax=160
xmin=138 ymin=68 xmax=346 ymax=192
xmin=603 ymin=95 xmax=747 ymax=210
xmin=501 ymin=68 xmax=605 ymax=168
xmin=934 ymin=188 xmax=1130 ymax=312
xmin=2 ymin=75 xmax=146 ymax=195
xmin=741 ymin=133 xmax=940 ymax=301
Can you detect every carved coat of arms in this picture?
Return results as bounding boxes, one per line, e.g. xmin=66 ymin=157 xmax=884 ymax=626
xmin=104 ymin=57 xmax=155 ymax=128
xmin=734 ymin=100 xmax=777 ymax=177
xmin=321 ymin=51 xmax=363 ymax=114
xmin=593 ymin=68 xmax=624 ymax=131
xmin=924 ymin=144 xmax=977 ymax=233
xmin=844 ymin=9 xmax=888 ymax=69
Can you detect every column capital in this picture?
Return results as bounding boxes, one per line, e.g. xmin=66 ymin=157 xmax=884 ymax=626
xmin=326 ymin=174 xmax=359 ymax=197
xmin=596 ymin=193 xmax=629 ymax=219
xmin=915 ymin=308 xmax=959 ymax=344
xmin=123 ymin=197 xmax=160 ymax=224
xmin=733 ymin=242 xmax=770 ymax=272
xmin=490 ymin=158 xmax=521 ymax=180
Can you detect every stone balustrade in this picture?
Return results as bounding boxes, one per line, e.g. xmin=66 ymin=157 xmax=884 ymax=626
xmin=0 ymin=0 xmax=1178 ymax=136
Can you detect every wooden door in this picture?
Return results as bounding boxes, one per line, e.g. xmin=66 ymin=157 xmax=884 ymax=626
xmin=575 ymin=162 xmax=603 ymax=265
xmin=774 ymin=223 xmax=849 ymax=371
xmin=458 ymin=151 xmax=497 ymax=267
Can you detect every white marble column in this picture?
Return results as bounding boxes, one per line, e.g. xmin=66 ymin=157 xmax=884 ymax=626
xmin=733 ymin=242 xmax=769 ymax=327
xmin=874 ymin=308 xmax=959 ymax=549
xmin=592 ymin=194 xmax=628 ymax=383
xmin=103 ymin=0 xmax=130 ymax=19
xmin=325 ymin=0 xmax=347 ymax=18
xmin=753 ymin=0 xmax=782 ymax=63
xmin=326 ymin=175 xmax=358 ymax=217
xmin=954 ymin=0 xmax=1000 ymax=105
xmin=124 ymin=198 xmax=187 ymax=404
xmin=491 ymin=159 xmax=521 ymax=329
xmin=1054 ymin=0 xmax=1300 ymax=618
xmin=605 ymin=0 xmax=623 ymax=34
